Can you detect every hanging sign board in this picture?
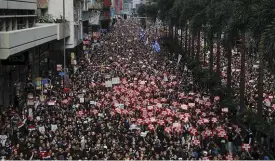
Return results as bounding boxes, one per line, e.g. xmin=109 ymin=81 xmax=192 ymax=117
xmin=35 ymin=77 xmax=42 ymax=90
xmin=71 ymin=53 xmax=75 ymax=65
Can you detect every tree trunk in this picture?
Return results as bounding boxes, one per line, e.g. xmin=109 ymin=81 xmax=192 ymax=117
xmin=192 ymin=34 xmax=195 ymax=59
xmin=181 ymin=28 xmax=183 ymax=47
xmin=203 ymin=32 xmax=207 ymax=64
xmin=188 ymin=31 xmax=191 ymax=57
xmin=216 ymin=32 xmax=221 ymax=83
xmin=239 ymin=32 xmax=246 ymax=113
xmin=196 ymin=31 xmax=201 ymax=63
xmin=164 ymin=26 xmax=168 ymax=38
xmin=169 ymin=25 xmax=173 ymax=38
xmin=226 ymin=43 xmax=232 ymax=93
xmin=175 ymin=26 xmax=177 ymax=43
xmin=209 ymin=37 xmax=214 ymax=75
xmin=185 ymin=25 xmax=188 ymax=55
xmin=257 ymin=37 xmax=264 ymax=117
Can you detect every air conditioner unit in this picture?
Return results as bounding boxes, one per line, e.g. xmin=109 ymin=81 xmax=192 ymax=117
xmin=74 ymin=21 xmax=79 ymax=25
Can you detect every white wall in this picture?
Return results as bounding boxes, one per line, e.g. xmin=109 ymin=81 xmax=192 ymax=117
xmin=0 ymin=24 xmax=57 ymax=59
xmin=48 ymin=0 xmax=84 ymax=49
xmin=0 ymin=0 xmax=37 ymax=10
xmin=48 ymin=0 xmax=76 ymax=49
xmin=111 ymin=0 xmax=116 ymax=8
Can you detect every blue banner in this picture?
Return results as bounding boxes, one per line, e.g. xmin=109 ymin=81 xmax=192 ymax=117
xmin=139 ymin=29 xmax=146 ymax=41
xmin=42 ymin=79 xmax=48 ymax=85
xmin=59 ymin=72 xmax=65 ymax=76
xmin=152 ymin=40 xmax=160 ymax=53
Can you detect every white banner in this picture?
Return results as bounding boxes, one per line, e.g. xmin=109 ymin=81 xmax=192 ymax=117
xmin=105 ymin=81 xmax=112 ymax=88
xmin=177 ymin=54 xmax=182 ymax=66
xmin=28 ymin=108 xmax=33 ymax=119
xmin=112 ymin=77 xmax=120 ymax=85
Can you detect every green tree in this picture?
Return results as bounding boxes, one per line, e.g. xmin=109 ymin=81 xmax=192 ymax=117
xmin=249 ymin=0 xmax=275 ymax=117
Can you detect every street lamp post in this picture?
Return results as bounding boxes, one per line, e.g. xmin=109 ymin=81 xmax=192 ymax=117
xmin=63 ymin=0 xmax=66 ymax=87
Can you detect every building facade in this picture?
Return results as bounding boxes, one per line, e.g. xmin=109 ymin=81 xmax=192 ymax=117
xmin=0 ymin=0 xmax=96 ymax=107
xmin=123 ymin=0 xmax=133 ymax=15
xmin=0 ymin=0 xmax=66 ymax=107
xmin=42 ymin=0 xmax=86 ymax=49
xmin=38 ymin=0 xmax=92 ymax=79
xmin=132 ymin=0 xmax=147 ymax=13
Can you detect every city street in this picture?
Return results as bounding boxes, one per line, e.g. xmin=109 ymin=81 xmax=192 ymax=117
xmin=1 ymin=0 xmax=275 ymax=160
xmin=0 ymin=19 xmax=267 ymax=160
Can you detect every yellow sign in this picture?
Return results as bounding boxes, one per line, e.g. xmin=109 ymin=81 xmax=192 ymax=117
xmin=36 ymin=77 xmax=42 ymax=90
xmin=71 ymin=52 xmax=75 ymax=65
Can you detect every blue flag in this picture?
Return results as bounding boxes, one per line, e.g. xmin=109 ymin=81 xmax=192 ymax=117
xmin=139 ymin=29 xmax=146 ymax=41
xmin=152 ymin=40 xmax=160 ymax=52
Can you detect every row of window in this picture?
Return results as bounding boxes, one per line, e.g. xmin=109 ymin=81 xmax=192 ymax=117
xmin=0 ymin=17 xmax=35 ymax=31
xmin=0 ymin=9 xmax=35 ymax=16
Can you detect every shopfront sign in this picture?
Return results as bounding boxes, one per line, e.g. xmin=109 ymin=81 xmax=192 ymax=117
xmin=71 ymin=53 xmax=75 ymax=65
xmin=36 ymin=77 xmax=42 ymax=90
xmin=2 ymin=52 xmax=28 ymax=65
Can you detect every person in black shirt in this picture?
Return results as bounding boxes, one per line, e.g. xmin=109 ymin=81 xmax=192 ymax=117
xmin=251 ymin=148 xmax=260 ymax=160
xmin=233 ymin=132 xmax=242 ymax=154
xmin=227 ymin=127 xmax=234 ymax=154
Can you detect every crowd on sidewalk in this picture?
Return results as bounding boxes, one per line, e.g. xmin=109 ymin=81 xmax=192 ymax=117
xmin=218 ymin=49 xmax=275 ymax=118
xmin=0 ymin=19 xmax=271 ymax=160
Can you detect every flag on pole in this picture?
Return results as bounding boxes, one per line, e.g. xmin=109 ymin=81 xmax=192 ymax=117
xmin=152 ymin=40 xmax=160 ymax=52
xmin=139 ymin=29 xmax=146 ymax=41
xmin=177 ymin=54 xmax=182 ymax=66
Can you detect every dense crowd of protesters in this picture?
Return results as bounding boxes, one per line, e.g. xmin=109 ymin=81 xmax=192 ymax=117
xmin=0 ymin=19 xmax=271 ymax=160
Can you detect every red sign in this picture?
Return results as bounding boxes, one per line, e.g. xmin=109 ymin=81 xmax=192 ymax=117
xmin=57 ymin=64 xmax=62 ymax=71
xmin=104 ymin=0 xmax=111 ymax=7
xmin=120 ymin=0 xmax=123 ymax=10
xmin=241 ymin=143 xmax=251 ymax=151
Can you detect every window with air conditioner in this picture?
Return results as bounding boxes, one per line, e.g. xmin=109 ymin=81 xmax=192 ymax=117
xmin=0 ymin=19 xmax=3 ymax=31
xmin=5 ymin=19 xmax=10 ymax=31
xmin=17 ymin=17 xmax=26 ymax=29
xmin=28 ymin=18 xmax=34 ymax=28
xmin=12 ymin=18 xmax=16 ymax=30
xmin=0 ymin=10 xmax=4 ymax=16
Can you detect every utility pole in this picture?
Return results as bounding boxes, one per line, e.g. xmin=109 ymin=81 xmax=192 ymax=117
xmin=63 ymin=0 xmax=66 ymax=87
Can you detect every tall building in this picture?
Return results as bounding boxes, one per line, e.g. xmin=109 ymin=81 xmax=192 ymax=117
xmin=101 ymin=0 xmax=111 ymax=29
xmin=0 ymin=0 xmax=96 ymax=107
xmin=0 ymin=0 xmax=66 ymax=106
xmin=39 ymin=0 xmax=88 ymax=49
xmin=123 ymin=0 xmax=133 ymax=15
xmin=132 ymin=0 xmax=145 ymax=13
xmin=114 ymin=0 xmax=123 ymax=15
xmin=110 ymin=0 xmax=116 ymax=18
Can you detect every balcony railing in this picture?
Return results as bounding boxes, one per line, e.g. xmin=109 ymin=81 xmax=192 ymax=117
xmin=0 ymin=24 xmax=57 ymax=59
